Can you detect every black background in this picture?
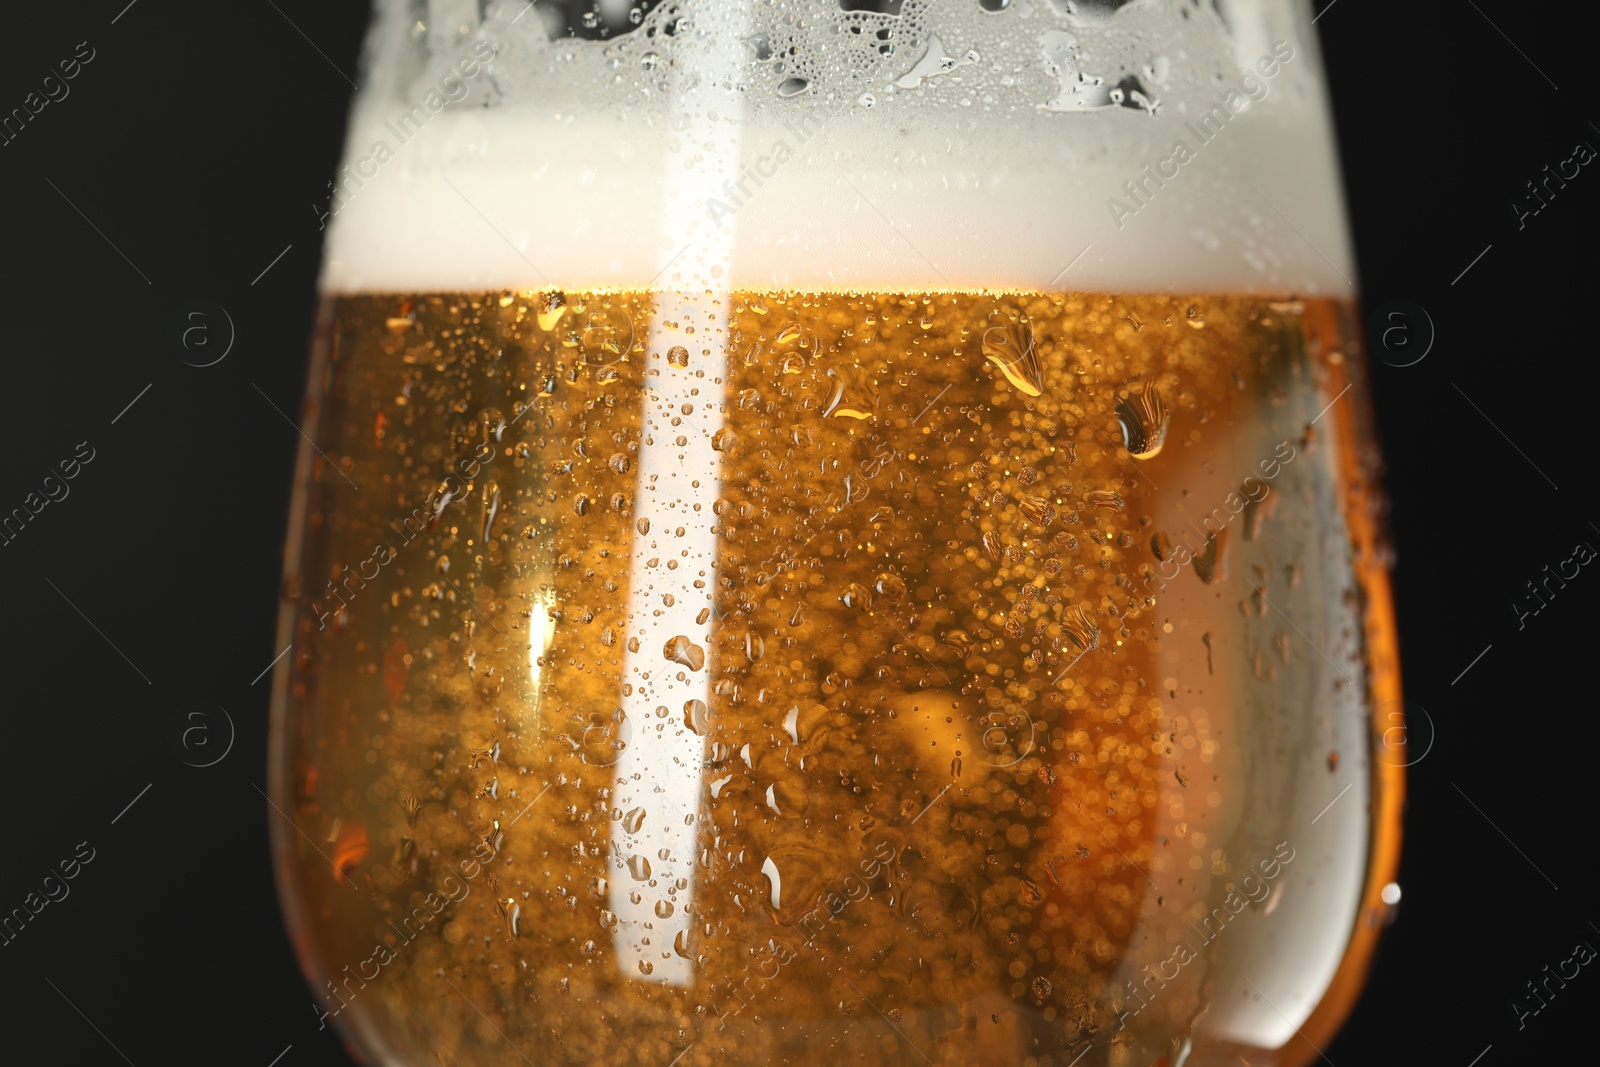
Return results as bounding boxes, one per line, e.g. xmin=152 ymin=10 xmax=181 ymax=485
xmin=0 ymin=2 xmax=1591 ymax=1065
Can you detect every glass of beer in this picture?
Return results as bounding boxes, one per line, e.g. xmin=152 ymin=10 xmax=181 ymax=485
xmin=269 ymin=2 xmax=1402 ymax=1065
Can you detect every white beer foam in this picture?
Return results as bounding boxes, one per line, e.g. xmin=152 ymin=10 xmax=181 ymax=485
xmin=321 ymin=0 xmax=1353 ymax=295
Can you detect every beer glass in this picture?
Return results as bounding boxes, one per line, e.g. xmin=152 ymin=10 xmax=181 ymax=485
xmin=269 ymin=1 xmax=1402 ymax=1064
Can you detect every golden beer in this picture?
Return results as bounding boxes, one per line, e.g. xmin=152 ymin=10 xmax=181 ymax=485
xmin=272 ymin=287 xmax=1400 ymax=1066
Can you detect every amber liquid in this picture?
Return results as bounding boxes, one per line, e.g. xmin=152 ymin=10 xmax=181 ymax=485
xmin=270 ymin=290 xmax=1402 ymax=1067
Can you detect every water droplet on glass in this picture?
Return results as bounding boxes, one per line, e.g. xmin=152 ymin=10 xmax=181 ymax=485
xmin=761 ymin=855 xmax=782 ymax=908
xmin=1117 ymin=384 xmax=1170 ymax=459
xmin=874 ymin=573 xmax=907 ymax=601
xmin=537 ymin=292 xmax=568 ymax=331
xmin=981 ymin=313 xmax=1043 ymax=396
xmin=628 ymin=854 xmax=652 ymax=881
xmin=663 ymin=635 xmax=706 ymax=670
xmin=481 ymin=480 xmax=501 ymax=542
xmin=1017 ymin=493 xmax=1056 ymax=528
xmin=683 ymin=699 xmax=711 ymax=735
xmin=655 ymin=899 xmax=674 ymax=918
xmin=1056 ymin=605 xmax=1102 ymax=679
xmin=667 ymin=345 xmax=689 ymax=367
xmin=622 ymin=807 xmax=646 ymax=834
xmin=1086 ymin=488 xmax=1125 ymax=511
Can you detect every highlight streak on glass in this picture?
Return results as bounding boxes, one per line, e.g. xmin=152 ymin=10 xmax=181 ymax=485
xmin=608 ymin=4 xmax=751 ymax=987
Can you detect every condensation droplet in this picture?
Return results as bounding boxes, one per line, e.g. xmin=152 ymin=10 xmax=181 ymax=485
xmin=663 ymin=635 xmax=706 ymax=670
xmin=1086 ymin=488 xmax=1125 ymax=511
xmin=761 ymin=855 xmax=782 ymax=908
xmin=537 ymin=292 xmax=567 ymax=331
xmin=683 ymin=699 xmax=711 ymax=735
xmin=1017 ymin=493 xmax=1056 ymax=528
xmin=981 ymin=313 xmax=1043 ymax=396
xmin=1117 ymin=384 xmax=1170 ymax=459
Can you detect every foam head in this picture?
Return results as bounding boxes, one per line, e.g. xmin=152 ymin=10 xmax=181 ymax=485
xmin=322 ymin=0 xmax=1353 ymax=295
